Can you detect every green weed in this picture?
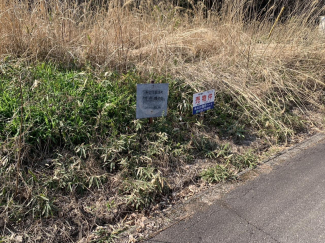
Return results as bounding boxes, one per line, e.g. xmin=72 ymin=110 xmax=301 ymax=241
xmin=201 ymin=164 xmax=236 ymax=183
xmin=229 ymin=151 xmax=258 ymax=170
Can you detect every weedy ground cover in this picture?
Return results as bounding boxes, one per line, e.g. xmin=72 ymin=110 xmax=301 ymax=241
xmin=0 ymin=57 xmax=321 ymax=242
xmin=0 ymin=61 xmax=266 ymax=242
xmin=0 ymin=0 xmax=325 ymax=242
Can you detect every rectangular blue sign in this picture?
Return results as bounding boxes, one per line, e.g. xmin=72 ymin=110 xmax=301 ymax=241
xmin=193 ymin=102 xmax=214 ymax=115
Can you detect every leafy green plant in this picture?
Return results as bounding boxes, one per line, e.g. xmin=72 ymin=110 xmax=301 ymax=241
xmin=24 ymin=192 xmax=55 ymax=218
xmin=192 ymin=135 xmax=218 ymax=157
xmin=201 ymin=164 xmax=235 ymax=183
xmin=123 ymin=167 xmax=168 ymax=210
xmin=217 ymin=143 xmax=232 ymax=159
xmin=227 ymin=124 xmax=247 ymax=140
xmin=229 ymin=151 xmax=258 ymax=170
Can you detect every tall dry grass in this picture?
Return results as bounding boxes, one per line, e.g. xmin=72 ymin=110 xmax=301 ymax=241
xmin=0 ymin=0 xmax=322 ymax=67
xmin=1 ymin=0 xmax=325 ymax=139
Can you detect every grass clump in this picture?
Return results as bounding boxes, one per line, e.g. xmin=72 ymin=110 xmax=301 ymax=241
xmin=201 ymin=164 xmax=235 ymax=183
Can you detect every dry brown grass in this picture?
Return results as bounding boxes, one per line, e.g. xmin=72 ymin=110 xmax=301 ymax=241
xmin=1 ymin=0 xmax=324 ymax=82
xmin=0 ymin=1 xmax=323 ymax=70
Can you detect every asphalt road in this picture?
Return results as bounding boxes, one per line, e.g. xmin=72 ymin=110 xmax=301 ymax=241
xmin=147 ymin=134 xmax=325 ymax=243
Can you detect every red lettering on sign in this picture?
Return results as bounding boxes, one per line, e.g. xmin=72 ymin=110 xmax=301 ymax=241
xmin=195 ymin=96 xmax=201 ymax=104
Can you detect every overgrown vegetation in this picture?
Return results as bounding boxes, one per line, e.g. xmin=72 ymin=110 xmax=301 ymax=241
xmin=0 ymin=61 xmax=263 ymax=242
xmin=1 ymin=0 xmax=325 ymax=242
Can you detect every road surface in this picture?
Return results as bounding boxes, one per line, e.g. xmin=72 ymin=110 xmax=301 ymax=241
xmin=147 ymin=134 xmax=325 ymax=243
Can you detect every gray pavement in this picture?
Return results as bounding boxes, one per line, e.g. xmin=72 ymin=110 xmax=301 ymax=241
xmin=147 ymin=134 xmax=325 ymax=243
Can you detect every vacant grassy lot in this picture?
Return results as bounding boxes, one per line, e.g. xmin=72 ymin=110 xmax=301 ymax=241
xmin=1 ymin=0 xmax=325 ymax=242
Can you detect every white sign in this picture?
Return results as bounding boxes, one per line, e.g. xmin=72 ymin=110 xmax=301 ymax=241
xmin=136 ymin=83 xmax=169 ymax=119
xmin=193 ymin=89 xmax=215 ymax=115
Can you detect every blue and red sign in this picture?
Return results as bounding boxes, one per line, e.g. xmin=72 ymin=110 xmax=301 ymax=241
xmin=193 ymin=89 xmax=215 ymax=115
